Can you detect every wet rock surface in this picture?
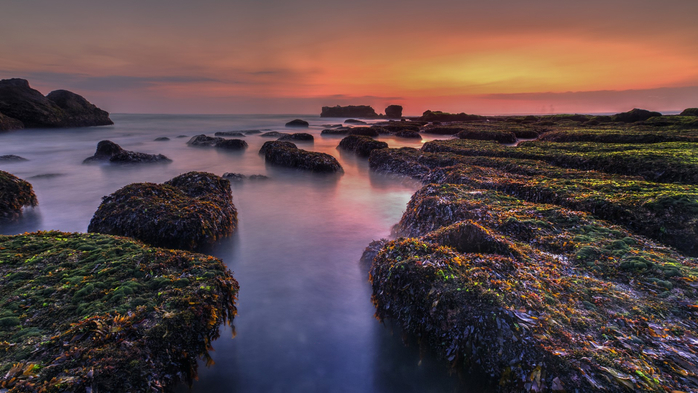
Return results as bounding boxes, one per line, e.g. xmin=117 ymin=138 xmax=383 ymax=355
xmin=338 ymin=135 xmax=388 ymax=157
xmin=0 ymin=231 xmax=239 ymax=392
xmin=0 ymin=170 xmax=38 ymax=220
xmin=278 ymin=132 xmax=314 ymax=142
xmin=262 ymin=141 xmax=343 ymax=173
xmin=83 ymin=140 xmax=171 ymax=164
xmin=88 ymin=172 xmax=237 ymax=250
xmin=285 ymin=119 xmax=309 ymax=127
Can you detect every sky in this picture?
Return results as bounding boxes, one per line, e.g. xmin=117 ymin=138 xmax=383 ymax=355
xmin=1 ymin=0 xmax=697 ymax=115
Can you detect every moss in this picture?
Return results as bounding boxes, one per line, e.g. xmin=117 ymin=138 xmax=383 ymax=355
xmin=0 ymin=231 xmax=239 ymax=392
xmin=369 ymin=183 xmax=698 ymax=392
xmin=88 ymin=172 xmax=237 ymax=251
xmin=0 ymin=171 xmax=38 ymax=220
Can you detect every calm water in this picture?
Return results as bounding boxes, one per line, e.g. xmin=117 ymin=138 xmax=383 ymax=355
xmin=0 ymin=114 xmax=487 ymax=392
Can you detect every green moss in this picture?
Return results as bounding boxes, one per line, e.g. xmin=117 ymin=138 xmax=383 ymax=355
xmin=0 ymin=231 xmax=239 ymax=392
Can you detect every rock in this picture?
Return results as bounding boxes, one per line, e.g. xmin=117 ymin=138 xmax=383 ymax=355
xmin=154 ymin=137 xmax=170 ymax=141
xmin=177 ymin=135 xmax=188 ymax=138
xmin=83 ymin=140 xmax=171 ymax=164
xmin=385 ymin=105 xmax=403 ymax=119
xmin=322 ymin=124 xmax=343 ymax=128
xmin=242 ymin=130 xmax=262 ymax=134
xmin=222 ymin=172 xmax=246 ymax=182
xmin=612 ymin=108 xmax=662 ymax=123
xmin=0 ymin=155 xmax=28 ymax=161
xmin=262 ymin=141 xmax=343 ymax=173
xmin=420 ymin=110 xmax=484 ymax=122
xmin=421 ymin=126 xmax=464 ymax=135
xmin=259 ymin=140 xmax=297 ymax=155
xmin=285 ymin=119 xmax=309 ymax=127
xmin=680 ymin=108 xmax=698 ymax=116
xmin=260 ymin=131 xmax=289 ymax=138
xmin=187 ymin=134 xmax=224 ymax=146
xmin=0 ymin=170 xmax=38 ymax=220
xmin=344 ymin=119 xmax=367 ymax=125
xmin=0 ymin=231 xmax=238 ymax=392
xmin=338 ymin=135 xmax=388 ymax=157
xmin=278 ymin=133 xmax=314 ymax=142
xmin=456 ymin=129 xmax=517 ymax=144
xmin=395 ymin=130 xmax=422 ymax=139
xmin=215 ymin=131 xmax=246 ymax=137
xmin=215 ymin=139 xmax=248 ymax=150
xmin=321 ymin=105 xmax=378 ymax=118
xmin=249 ymin=174 xmax=269 ymax=180
xmin=321 ymin=128 xmax=350 ymax=136
xmin=381 ymin=123 xmax=420 ymax=133
xmin=46 ymin=89 xmax=113 ymax=127
xmin=0 ymin=112 xmax=23 ymax=131
xmin=348 ymin=127 xmax=380 ymax=137
xmin=0 ymin=78 xmax=112 ymax=128
xmin=88 ymin=172 xmax=237 ymax=250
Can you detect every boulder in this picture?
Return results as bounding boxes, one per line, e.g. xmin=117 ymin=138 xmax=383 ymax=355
xmin=222 ymin=172 xmax=246 ymax=182
xmin=46 ymin=89 xmax=113 ymax=127
xmin=385 ymin=105 xmax=403 ymax=119
xmin=344 ymin=119 xmax=367 ymax=125
xmin=338 ymin=135 xmax=388 ymax=157
xmin=0 ymin=170 xmax=38 ymax=220
xmin=214 ymin=131 xmax=246 ymax=137
xmin=0 ymin=78 xmax=112 ymax=128
xmin=249 ymin=174 xmax=269 ymax=180
xmin=259 ymin=140 xmax=297 ymax=155
xmin=83 ymin=140 xmax=171 ymax=164
xmin=154 ymin=137 xmax=170 ymax=141
xmin=278 ymin=133 xmax=314 ymax=142
xmin=215 ymin=139 xmax=248 ymax=150
xmin=0 ymin=112 xmax=23 ymax=131
xmin=348 ymin=127 xmax=380 ymax=137
xmin=612 ymin=108 xmax=662 ymax=123
xmin=680 ymin=108 xmax=698 ymax=116
xmin=321 ymin=128 xmax=350 ymax=136
xmin=420 ymin=110 xmax=484 ymax=122
xmin=187 ymin=134 xmax=224 ymax=146
xmin=0 ymin=155 xmax=28 ymax=162
xmin=262 ymin=142 xmax=343 ymax=173
xmin=285 ymin=119 xmax=309 ymax=127
xmin=88 ymin=172 xmax=237 ymax=250
xmin=321 ymin=105 xmax=378 ymax=118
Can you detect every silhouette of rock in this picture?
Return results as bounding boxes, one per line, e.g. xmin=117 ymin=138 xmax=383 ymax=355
xmin=321 ymin=105 xmax=377 ymax=118
xmin=278 ymin=133 xmax=314 ymax=142
xmin=612 ymin=108 xmax=662 ymax=123
xmin=84 ymin=140 xmax=171 ymax=164
xmin=385 ymin=105 xmax=403 ymax=119
xmin=338 ymin=135 xmax=388 ymax=157
xmin=285 ymin=119 xmax=309 ymax=127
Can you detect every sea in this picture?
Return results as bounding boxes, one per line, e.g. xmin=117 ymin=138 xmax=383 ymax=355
xmin=0 ymin=114 xmax=487 ymax=392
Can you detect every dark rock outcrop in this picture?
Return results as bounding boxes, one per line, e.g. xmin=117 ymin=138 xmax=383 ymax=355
xmin=285 ymin=119 xmax=309 ymax=127
xmin=154 ymin=137 xmax=170 ymax=141
xmin=83 ymin=140 xmax=171 ymax=164
xmin=262 ymin=141 xmax=343 ymax=173
xmin=321 ymin=128 xmax=350 ymax=136
xmin=385 ymin=105 xmax=403 ymax=119
xmin=0 ymin=112 xmax=23 ymax=131
xmin=278 ymin=133 xmax=314 ymax=142
xmin=216 ymin=139 xmax=248 ymax=150
xmin=222 ymin=172 xmax=246 ymax=182
xmin=0 ymin=155 xmax=28 ymax=162
xmin=215 ymin=131 xmax=246 ymax=137
xmin=420 ymin=110 xmax=484 ymax=122
xmin=46 ymin=89 xmax=113 ymax=127
xmin=338 ymin=135 xmax=388 ymax=157
xmin=680 ymin=108 xmax=698 ymax=116
xmin=344 ymin=119 xmax=367 ymax=125
xmin=457 ymin=129 xmax=517 ymax=144
xmin=0 ymin=78 xmax=112 ymax=128
xmin=187 ymin=134 xmax=224 ymax=146
xmin=612 ymin=108 xmax=662 ymax=123
xmin=321 ymin=105 xmax=377 ymax=118
xmin=0 ymin=170 xmax=38 ymax=220
xmin=348 ymin=127 xmax=380 ymax=137
xmin=395 ymin=130 xmax=422 ymax=139
xmin=88 ymin=172 xmax=237 ymax=250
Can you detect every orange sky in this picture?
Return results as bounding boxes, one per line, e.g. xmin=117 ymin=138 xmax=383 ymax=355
xmin=1 ymin=0 xmax=697 ymax=115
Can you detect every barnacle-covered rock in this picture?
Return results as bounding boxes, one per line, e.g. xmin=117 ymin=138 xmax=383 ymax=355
xmin=88 ymin=172 xmax=237 ymax=250
xmin=0 ymin=231 xmax=239 ymax=392
xmin=338 ymin=135 xmax=388 ymax=157
xmin=83 ymin=140 xmax=171 ymax=164
xmin=0 ymin=171 xmax=38 ymax=220
xmin=262 ymin=141 xmax=343 ymax=173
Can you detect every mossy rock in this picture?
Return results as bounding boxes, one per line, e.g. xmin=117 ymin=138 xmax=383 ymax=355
xmin=262 ymin=141 xmax=343 ymax=173
xmin=0 ymin=231 xmax=238 ymax=392
xmin=0 ymin=170 xmax=38 ymax=220
xmin=338 ymin=135 xmax=388 ymax=157
xmin=88 ymin=172 xmax=237 ymax=250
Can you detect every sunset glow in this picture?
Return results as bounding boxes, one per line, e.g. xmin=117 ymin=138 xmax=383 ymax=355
xmin=1 ymin=0 xmax=697 ymax=114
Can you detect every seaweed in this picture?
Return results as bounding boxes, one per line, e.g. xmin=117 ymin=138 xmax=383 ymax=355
xmin=0 ymin=171 xmax=38 ymax=220
xmin=0 ymin=231 xmax=238 ymax=392
xmin=88 ymin=172 xmax=237 ymax=250
xmin=370 ymin=184 xmax=698 ymax=392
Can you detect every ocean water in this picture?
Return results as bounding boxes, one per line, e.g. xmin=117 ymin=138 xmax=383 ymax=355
xmin=0 ymin=114 xmax=487 ymax=392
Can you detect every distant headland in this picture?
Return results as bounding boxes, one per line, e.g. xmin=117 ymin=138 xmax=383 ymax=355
xmin=0 ymin=78 xmax=113 ymax=131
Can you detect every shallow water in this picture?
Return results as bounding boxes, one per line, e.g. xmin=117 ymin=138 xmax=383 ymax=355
xmin=0 ymin=114 xmax=487 ymax=392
